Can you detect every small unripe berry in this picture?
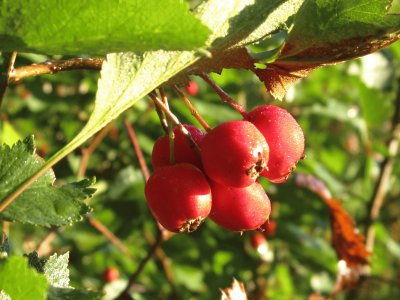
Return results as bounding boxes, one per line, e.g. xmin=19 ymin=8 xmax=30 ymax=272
xmin=103 ymin=267 xmax=120 ymax=282
xmin=184 ymin=80 xmax=199 ymax=96
xmin=209 ymin=181 xmax=271 ymax=231
xmin=151 ymin=125 xmax=205 ymax=170
xmin=145 ymin=163 xmax=212 ymax=233
xmin=251 ymin=232 xmax=267 ymax=249
xmin=246 ymin=105 xmax=305 ymax=183
xmin=200 ymin=120 xmax=269 ymax=187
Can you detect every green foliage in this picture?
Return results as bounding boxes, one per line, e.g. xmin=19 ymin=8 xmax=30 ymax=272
xmin=0 ymin=256 xmax=48 ymax=300
xmin=0 ymin=137 xmax=95 ymax=227
xmin=0 ymin=0 xmax=210 ymax=55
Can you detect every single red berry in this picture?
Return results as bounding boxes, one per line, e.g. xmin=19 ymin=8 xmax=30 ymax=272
xmin=103 ymin=267 xmax=120 ymax=282
xmin=251 ymin=232 xmax=267 ymax=249
xmin=145 ymin=163 xmax=212 ymax=233
xmin=209 ymin=181 xmax=271 ymax=231
xmin=246 ymin=105 xmax=305 ymax=183
xmin=184 ymin=80 xmax=199 ymax=96
xmin=200 ymin=120 xmax=269 ymax=188
xmin=151 ymin=125 xmax=205 ymax=170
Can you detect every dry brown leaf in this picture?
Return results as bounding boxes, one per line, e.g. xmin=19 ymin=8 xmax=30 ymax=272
xmin=295 ymin=174 xmax=369 ymax=267
xmin=220 ymin=278 xmax=248 ymax=300
xmin=254 ymin=63 xmax=318 ymax=100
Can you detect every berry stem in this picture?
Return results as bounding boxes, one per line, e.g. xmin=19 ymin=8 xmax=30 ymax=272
xmin=199 ymin=72 xmax=247 ymax=117
xmin=173 ymin=85 xmax=212 ymax=132
xmin=149 ymin=92 xmax=201 ymax=153
xmin=159 ymin=88 xmax=176 ymax=164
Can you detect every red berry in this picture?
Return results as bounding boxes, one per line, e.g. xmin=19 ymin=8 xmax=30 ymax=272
xmin=246 ymin=105 xmax=305 ymax=183
xmin=200 ymin=120 xmax=269 ymax=187
xmin=209 ymin=181 xmax=271 ymax=231
xmin=145 ymin=163 xmax=212 ymax=232
xmin=151 ymin=125 xmax=205 ymax=170
xmin=251 ymin=232 xmax=267 ymax=249
xmin=103 ymin=267 xmax=119 ymax=282
xmin=184 ymin=80 xmax=199 ymax=96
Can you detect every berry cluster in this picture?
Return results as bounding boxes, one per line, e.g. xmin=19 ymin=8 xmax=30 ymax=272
xmin=145 ymin=101 xmax=304 ymax=233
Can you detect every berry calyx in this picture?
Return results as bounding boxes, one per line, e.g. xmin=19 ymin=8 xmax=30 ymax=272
xmin=151 ymin=124 xmax=205 ymax=170
xmin=145 ymin=163 xmax=212 ymax=233
xmin=209 ymin=181 xmax=271 ymax=231
xmin=200 ymin=120 xmax=269 ymax=187
xmin=103 ymin=267 xmax=120 ymax=282
xmin=259 ymin=219 xmax=276 ymax=237
xmin=184 ymin=80 xmax=199 ymax=96
xmin=246 ymin=105 xmax=305 ymax=183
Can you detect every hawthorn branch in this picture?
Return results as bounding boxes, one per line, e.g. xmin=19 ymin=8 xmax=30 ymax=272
xmin=8 ymin=58 xmax=104 ymax=84
xmin=123 ymin=119 xmax=150 ymax=181
xmin=116 ymin=229 xmax=163 ymax=300
xmin=364 ymin=80 xmax=400 ymax=251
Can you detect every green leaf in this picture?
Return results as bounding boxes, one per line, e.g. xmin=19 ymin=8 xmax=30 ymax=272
xmin=279 ymin=0 xmax=400 ymax=64
xmin=47 ymin=287 xmax=101 ymax=300
xmin=0 ymin=0 xmax=210 ymax=55
xmin=0 ymin=136 xmax=95 ymax=227
xmin=387 ymin=0 xmax=400 ymax=14
xmin=0 ymin=256 xmax=48 ymax=300
xmin=43 ymin=253 xmax=70 ymax=288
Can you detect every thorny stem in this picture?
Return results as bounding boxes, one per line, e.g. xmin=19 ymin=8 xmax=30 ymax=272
xmin=173 ymin=85 xmax=212 ymax=132
xmin=199 ymin=72 xmax=247 ymax=117
xmin=8 ymin=58 xmax=104 ymax=84
xmin=364 ymin=79 xmax=400 ymax=252
xmin=123 ymin=119 xmax=150 ymax=181
xmin=149 ymin=92 xmax=201 ymax=153
xmin=77 ymin=123 xmax=114 ymax=178
xmin=0 ymin=51 xmax=17 ymax=108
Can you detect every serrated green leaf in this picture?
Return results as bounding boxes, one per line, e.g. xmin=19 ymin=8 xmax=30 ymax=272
xmin=279 ymin=0 xmax=400 ymax=64
xmin=0 ymin=0 xmax=210 ymax=55
xmin=47 ymin=287 xmax=101 ymax=300
xmin=0 ymin=137 xmax=95 ymax=227
xmin=0 ymin=256 xmax=48 ymax=300
xmin=43 ymin=253 xmax=70 ymax=288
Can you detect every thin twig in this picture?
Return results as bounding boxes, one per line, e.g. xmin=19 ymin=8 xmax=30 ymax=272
xmin=173 ymin=85 xmax=211 ymax=132
xmin=123 ymin=119 xmax=150 ymax=181
xmin=8 ymin=58 xmax=104 ymax=84
xmin=86 ymin=215 xmax=133 ymax=259
xmin=116 ymin=230 xmax=163 ymax=300
xmin=0 ymin=51 xmax=17 ymax=108
xmin=149 ymin=91 xmax=201 ymax=153
xmin=199 ymin=72 xmax=247 ymax=117
xmin=37 ymin=228 xmax=58 ymax=256
xmin=77 ymin=123 xmax=114 ymax=177
xmin=364 ymin=80 xmax=400 ymax=251
xmin=1 ymin=221 xmax=9 ymax=242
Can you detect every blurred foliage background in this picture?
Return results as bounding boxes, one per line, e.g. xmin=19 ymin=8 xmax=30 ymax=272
xmin=1 ymin=41 xmax=400 ymax=300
